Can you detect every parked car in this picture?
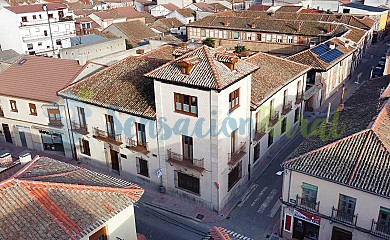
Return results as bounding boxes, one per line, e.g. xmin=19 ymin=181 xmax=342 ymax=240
xmin=372 ymin=66 xmax=384 ymax=78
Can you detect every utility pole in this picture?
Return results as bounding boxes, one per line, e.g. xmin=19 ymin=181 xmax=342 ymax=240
xmin=43 ymin=4 xmax=56 ymax=57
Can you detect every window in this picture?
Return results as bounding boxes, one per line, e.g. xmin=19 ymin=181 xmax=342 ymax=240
xmin=228 ymin=160 xmax=242 ymax=190
xmin=56 ymin=39 xmax=62 ymax=46
xmin=256 ymin=34 xmax=261 ymax=41
xmin=277 ymin=35 xmax=283 ymax=43
xmin=48 ymin=13 xmax=53 ymax=19
xmin=281 ymin=118 xmax=287 ymax=134
xmin=136 ymin=122 xmax=146 ymax=145
xmin=77 ymin=107 xmax=86 ymax=128
xmin=268 ymin=128 xmax=274 ymax=147
xmin=29 ymin=103 xmax=37 ymax=116
xmin=294 ymin=107 xmax=300 ymax=123
xmin=201 ymin=29 xmax=206 ymax=37
xmin=21 ymin=16 xmax=27 ymax=22
xmin=288 ymin=36 xmax=293 ymax=43
xmin=234 ymin=32 xmax=239 ymax=39
xmin=301 ymin=183 xmax=318 ymax=206
xmin=105 ymin=114 xmax=115 ymax=136
xmin=266 ymin=34 xmax=272 ymax=42
xmin=229 ymin=88 xmax=240 ymax=111
xmin=27 ymin=44 xmax=33 ymax=50
xmin=176 ymin=171 xmax=200 ymax=194
xmin=89 ymin=226 xmax=107 ymax=240
xmin=10 ymin=100 xmax=18 ymax=112
xmin=48 ymin=109 xmax=61 ymax=125
xmin=80 ymin=139 xmax=90 ymax=156
xmin=38 ymin=42 xmax=42 ymax=46
xmin=377 ymin=207 xmax=390 ymax=234
xmin=174 ymin=93 xmax=198 ymax=116
xmin=44 ymin=30 xmax=48 ymax=36
xmin=136 ymin=157 xmax=149 ymax=177
xmin=253 ymin=142 xmax=260 ymax=163
xmin=32 ymin=15 xmax=36 ymax=20
xmin=342 ymin=9 xmax=350 ymax=13
xmin=182 ymin=135 xmax=193 ymax=159
xmin=39 ymin=14 xmax=42 ymax=19
xmin=337 ymin=194 xmax=356 ymax=222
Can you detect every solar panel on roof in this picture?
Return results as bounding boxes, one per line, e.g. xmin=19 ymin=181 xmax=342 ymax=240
xmin=318 ymin=49 xmax=344 ymax=63
xmin=311 ymin=44 xmax=329 ymax=55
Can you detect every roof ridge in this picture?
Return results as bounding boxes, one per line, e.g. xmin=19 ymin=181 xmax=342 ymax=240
xmin=202 ymin=46 xmax=223 ymax=89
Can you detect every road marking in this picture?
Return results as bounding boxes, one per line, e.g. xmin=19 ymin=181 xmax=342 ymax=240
xmin=238 ymin=184 xmax=258 ymax=207
xmin=257 ymin=189 xmax=278 ymax=213
xmin=250 ymin=187 xmax=268 ymax=207
xmin=267 ymin=201 xmax=281 ymax=218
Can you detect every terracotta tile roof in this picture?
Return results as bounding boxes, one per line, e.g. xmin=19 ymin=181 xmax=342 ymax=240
xmin=381 ymin=83 xmax=390 ymax=99
xmin=187 ymin=15 xmax=349 ymax=37
xmin=298 ymin=8 xmax=325 ymax=14
xmin=291 ymin=75 xmax=390 ymax=158
xmin=145 ymin=45 xmax=258 ymax=90
xmin=0 ymin=156 xmax=143 ymax=240
xmin=151 ymin=18 xmax=183 ymax=32
xmin=248 ymin=4 xmax=271 ymax=11
xmin=176 ymin=8 xmax=195 ymax=18
xmin=161 ymin=3 xmax=179 ymax=11
xmin=106 ymin=21 xmax=158 ymax=43
xmin=209 ymin=226 xmax=232 ymax=240
xmin=58 ymin=45 xmax=176 ymax=118
xmin=192 ymin=2 xmax=216 ymax=12
xmin=94 ymin=10 xmax=124 ymax=19
xmin=343 ymin=26 xmax=367 ymax=43
xmin=212 ymin=11 xmax=374 ymax=30
xmin=4 ymin=3 xmax=66 ymax=14
xmin=0 ymin=55 xmax=82 ymax=103
xmin=246 ymin=52 xmax=311 ymax=109
xmin=112 ymin=6 xmax=145 ymax=19
xmin=209 ymin=2 xmax=229 ymax=12
xmin=287 ymin=38 xmax=356 ymax=70
xmin=138 ymin=11 xmax=157 ymax=24
xmin=275 ymin=5 xmax=303 ymax=12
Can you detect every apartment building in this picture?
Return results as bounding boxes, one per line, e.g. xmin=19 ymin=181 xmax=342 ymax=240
xmin=0 ymin=3 xmax=75 ymax=57
xmin=245 ymin=52 xmax=311 ymax=173
xmin=0 ymin=55 xmax=96 ymax=159
xmin=280 ymin=93 xmax=390 ymax=240
xmin=287 ymin=38 xmax=355 ymax=111
xmin=0 ymin=156 xmax=144 ymax=240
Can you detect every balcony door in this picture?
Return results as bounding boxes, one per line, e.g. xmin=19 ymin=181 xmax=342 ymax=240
xmin=338 ymin=194 xmax=356 ymax=223
xmin=2 ymin=124 xmax=12 ymax=143
xmin=105 ymin=114 xmax=115 ymax=137
xmin=136 ymin=123 xmax=146 ymax=146
xmin=231 ymin=129 xmax=238 ymax=153
xmin=182 ymin=135 xmax=193 ymax=160
xmin=110 ymin=148 xmax=119 ymax=172
xmin=283 ymin=89 xmax=288 ymax=107
xmin=77 ymin=107 xmax=86 ymax=128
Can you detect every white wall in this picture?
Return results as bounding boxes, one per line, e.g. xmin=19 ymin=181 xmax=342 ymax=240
xmin=0 ymin=8 xmax=23 ymax=53
xmin=166 ymin=11 xmax=195 ymax=24
xmin=150 ymin=5 xmax=172 ymax=17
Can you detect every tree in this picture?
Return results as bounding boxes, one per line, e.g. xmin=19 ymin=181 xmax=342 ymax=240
xmin=202 ymin=38 xmax=215 ymax=48
xmin=234 ymin=45 xmax=246 ymax=53
xmin=125 ymin=39 xmax=133 ymax=50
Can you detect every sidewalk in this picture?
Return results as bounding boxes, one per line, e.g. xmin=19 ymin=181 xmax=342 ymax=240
xmin=1 ymin=39 xmax=388 ymax=226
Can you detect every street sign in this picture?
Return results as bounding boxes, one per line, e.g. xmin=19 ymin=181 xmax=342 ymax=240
xmin=157 ymin=168 xmax=163 ymax=178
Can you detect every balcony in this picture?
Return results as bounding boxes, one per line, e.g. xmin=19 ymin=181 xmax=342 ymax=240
xmin=48 ymin=120 xmax=63 ymax=128
xmin=296 ymin=94 xmax=304 ymax=104
xmin=269 ymin=111 xmax=279 ymax=127
xmin=331 ymin=207 xmax=358 ymax=226
xmin=296 ymin=195 xmax=320 ymax=213
xmin=282 ymin=101 xmax=293 ymax=116
xmin=253 ymin=123 xmax=266 ymax=141
xmin=126 ymin=138 xmax=149 ymax=155
xmin=166 ymin=149 xmax=204 ymax=171
xmin=93 ymin=127 xmax=122 ymax=146
xmin=371 ymin=220 xmax=390 ymax=239
xmin=22 ymin=30 xmax=75 ymax=43
xmin=71 ymin=121 xmax=88 ymax=135
xmin=228 ymin=142 xmax=246 ymax=166
xmin=20 ymin=16 xmax=74 ymax=26
xmin=0 ymin=107 xmax=3 ymax=117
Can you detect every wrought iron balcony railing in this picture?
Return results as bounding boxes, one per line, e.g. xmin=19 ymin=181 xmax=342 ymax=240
xmin=93 ymin=127 xmax=122 ymax=145
xmin=331 ymin=206 xmax=358 ymax=226
xmin=126 ymin=138 xmax=149 ymax=155
xmin=296 ymin=195 xmax=320 ymax=213
xmin=167 ymin=149 xmax=204 ymax=171
xmin=228 ymin=142 xmax=246 ymax=166
xmin=371 ymin=220 xmax=390 ymax=239
xmin=269 ymin=110 xmax=279 ymax=127
xmin=71 ymin=121 xmax=88 ymax=135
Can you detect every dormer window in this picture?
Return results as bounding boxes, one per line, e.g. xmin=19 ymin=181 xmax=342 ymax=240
xmin=178 ymin=56 xmax=200 ymax=75
xmin=215 ymin=53 xmax=239 ymax=71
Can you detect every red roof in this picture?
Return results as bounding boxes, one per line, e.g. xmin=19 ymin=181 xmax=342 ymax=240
xmin=209 ymin=227 xmax=231 ymax=240
xmin=4 ymin=3 xmax=67 ymax=14
xmin=299 ymin=8 xmax=325 ymax=14
xmin=161 ymin=3 xmax=179 ymax=11
xmin=0 ymin=55 xmax=82 ymax=103
xmin=112 ymin=6 xmax=145 ymax=19
xmin=248 ymin=4 xmax=271 ymax=11
xmin=381 ymin=83 xmax=390 ymax=99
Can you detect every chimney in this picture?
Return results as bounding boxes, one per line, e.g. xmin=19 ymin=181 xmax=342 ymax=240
xmin=251 ymin=22 xmax=256 ymax=29
xmin=224 ymin=19 xmax=229 ymax=27
xmin=297 ymin=21 xmax=302 ymax=33
xmin=329 ymin=41 xmax=336 ymax=49
xmin=0 ymin=152 xmax=12 ymax=165
xmin=328 ymin=24 xmax=332 ymax=33
xmin=345 ymin=40 xmax=349 ymax=48
xmin=19 ymin=152 xmax=32 ymax=165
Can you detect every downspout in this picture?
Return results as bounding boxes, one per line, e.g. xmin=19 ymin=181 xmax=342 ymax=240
xmin=248 ymin=110 xmax=252 ymax=180
xmin=155 ymin=119 xmax=163 ymax=189
xmin=287 ymin=169 xmax=292 ymax=204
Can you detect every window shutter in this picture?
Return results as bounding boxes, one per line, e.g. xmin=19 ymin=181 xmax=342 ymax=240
xmin=284 ymin=214 xmax=292 ymax=232
xmin=136 ymin=157 xmax=140 ymax=174
xmin=301 ymin=183 xmax=318 ymax=191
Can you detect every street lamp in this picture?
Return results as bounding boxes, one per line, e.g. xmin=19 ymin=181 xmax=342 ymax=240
xmin=43 ymin=4 xmax=56 ymax=57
